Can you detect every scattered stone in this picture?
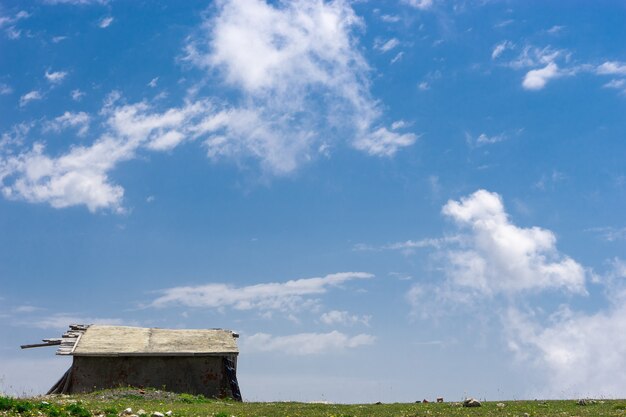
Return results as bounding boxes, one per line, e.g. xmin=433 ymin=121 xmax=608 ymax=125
xmin=41 ymin=402 xmax=50 ymax=406
xmin=436 ymin=397 xmax=443 ymax=403
xmin=137 ymin=410 xmax=146 ymax=415
xmin=165 ymin=412 xmax=172 ymax=417
xmin=523 ymin=413 xmax=530 ymax=417
xmin=139 ymin=390 xmax=146 ymax=395
xmin=496 ymin=403 xmax=505 ymax=408
xmin=152 ymin=412 xmax=165 ymax=417
xmin=463 ymin=398 xmax=481 ymax=408
xmin=577 ymin=399 xmax=587 ymax=406
xmin=122 ymin=408 xmax=133 ymax=416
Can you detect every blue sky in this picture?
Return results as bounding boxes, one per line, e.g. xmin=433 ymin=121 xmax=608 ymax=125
xmin=1 ymin=0 xmax=626 ymax=402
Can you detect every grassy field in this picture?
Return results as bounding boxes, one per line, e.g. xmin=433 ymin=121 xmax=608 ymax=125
xmin=1 ymin=389 xmax=626 ymax=417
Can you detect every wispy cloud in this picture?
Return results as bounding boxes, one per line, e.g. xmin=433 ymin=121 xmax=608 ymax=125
xmin=491 ymin=40 xmax=514 ymax=60
xmin=242 ymin=331 xmax=375 ymax=355
xmin=98 ymin=16 xmax=113 ymax=28
xmin=71 ymin=89 xmax=85 ymax=101
xmin=45 ymin=70 xmax=68 ymax=84
xmin=586 ymin=226 xmax=626 ymax=242
xmin=403 ymin=0 xmax=433 ymax=10
xmin=43 ymin=0 xmax=108 ymax=5
xmin=320 ymin=310 xmax=371 ymax=326
xmin=374 ymin=38 xmax=400 ymax=53
xmin=0 ymin=83 xmax=12 ymax=95
xmin=43 ymin=111 xmax=91 ymax=136
xmin=19 ymin=90 xmax=42 ymax=107
xmin=149 ymin=272 xmax=373 ymax=314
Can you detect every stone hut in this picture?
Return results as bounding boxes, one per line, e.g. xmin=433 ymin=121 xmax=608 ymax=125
xmin=22 ymin=324 xmax=242 ymax=400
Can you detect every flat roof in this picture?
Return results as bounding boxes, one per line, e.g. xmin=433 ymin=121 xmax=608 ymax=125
xmin=67 ymin=325 xmax=239 ymax=356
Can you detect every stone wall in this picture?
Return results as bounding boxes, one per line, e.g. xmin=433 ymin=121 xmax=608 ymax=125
xmin=69 ymin=355 xmax=238 ymax=398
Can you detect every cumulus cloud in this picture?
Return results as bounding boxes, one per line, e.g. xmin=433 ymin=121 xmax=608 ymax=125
xmin=522 ymin=62 xmax=561 ymax=90
xmin=184 ymin=0 xmax=416 ymax=172
xmin=506 ymin=304 xmax=626 ymax=398
xmin=243 ymin=331 xmax=375 ymax=355
xmin=19 ymin=91 xmax=43 ymax=107
xmin=149 ymin=272 xmax=373 ymax=313
xmin=439 ymin=189 xmax=586 ymax=296
xmin=43 ymin=111 xmax=91 ymax=136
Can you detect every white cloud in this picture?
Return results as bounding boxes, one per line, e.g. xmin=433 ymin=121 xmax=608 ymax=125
xmin=52 ymin=35 xmax=68 ymax=43
xmin=596 ymin=61 xmax=626 ymax=76
xmin=354 ymin=237 xmax=455 ymax=254
xmin=98 ymin=16 xmax=113 ymax=28
xmin=148 ymin=77 xmax=159 ymax=88
xmin=404 ymin=0 xmax=433 ymax=10
xmin=184 ymin=0 xmax=415 ymax=172
xmin=491 ymin=40 xmax=513 ymax=60
xmin=45 ymin=70 xmax=67 ymax=84
xmin=43 ymin=111 xmax=91 ymax=136
xmin=476 ymin=133 xmax=505 ymax=145
xmin=547 ymin=25 xmax=564 ymax=34
xmin=0 ymin=10 xmax=29 ymax=28
xmin=375 ymin=38 xmax=400 ymax=53
xmin=522 ymin=62 xmax=560 ymax=90
xmin=0 ymin=83 xmax=12 ymax=95
xmin=320 ymin=310 xmax=371 ymax=326
xmin=0 ymin=99 xmax=210 ymax=212
xmin=71 ymin=89 xmax=85 ymax=101
xmin=506 ymin=304 xmax=626 ymax=398
xmin=43 ymin=0 xmax=108 ymax=5
xmin=380 ymin=14 xmax=400 ymax=23
xmin=587 ymin=226 xmax=626 ymax=242
xmin=390 ymin=51 xmax=404 ymax=64
xmin=352 ymin=126 xmax=418 ymax=157
xmin=19 ymin=90 xmax=42 ymax=107
xmin=417 ymin=81 xmax=429 ymax=90
xmin=243 ymin=331 xmax=375 ymax=355
xmin=149 ymin=272 xmax=373 ymax=313
xmin=439 ymin=189 xmax=586 ymax=296
xmin=507 ymin=45 xmax=564 ymax=70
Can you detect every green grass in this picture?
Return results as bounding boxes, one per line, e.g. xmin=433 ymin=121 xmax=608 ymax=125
xmin=1 ymin=391 xmax=625 ymax=417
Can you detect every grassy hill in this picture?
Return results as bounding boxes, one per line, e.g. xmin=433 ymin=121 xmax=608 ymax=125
xmin=1 ymin=388 xmax=625 ymax=417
